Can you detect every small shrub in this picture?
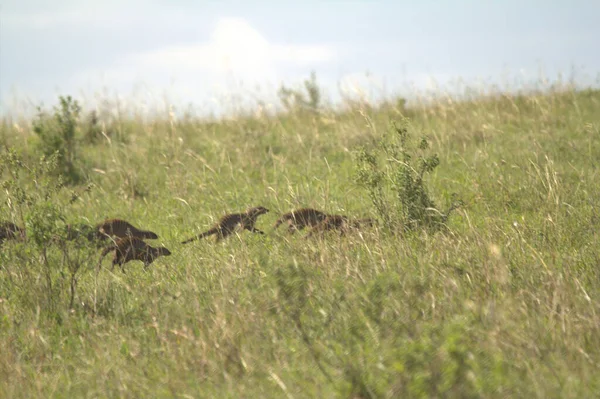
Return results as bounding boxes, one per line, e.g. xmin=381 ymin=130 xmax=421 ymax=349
xmin=354 ymin=119 xmax=461 ymax=232
xmin=278 ymin=71 xmax=322 ymax=113
xmin=0 ymin=148 xmax=95 ymax=312
xmin=32 ymin=95 xmax=86 ymax=184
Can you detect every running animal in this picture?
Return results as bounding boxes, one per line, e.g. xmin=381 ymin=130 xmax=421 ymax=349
xmin=181 ymin=206 xmax=269 ymax=244
xmin=93 ymin=218 xmax=159 ymax=241
xmin=97 ymin=237 xmax=171 ymax=272
xmin=306 ymin=215 xmax=376 ymax=238
xmin=273 ymin=208 xmax=328 ymax=234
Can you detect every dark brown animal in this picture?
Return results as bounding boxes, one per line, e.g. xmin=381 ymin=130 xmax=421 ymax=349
xmin=273 ymin=208 xmax=328 ymax=234
xmin=306 ymin=215 xmax=376 ymax=238
xmin=93 ymin=218 xmax=159 ymax=241
xmin=0 ymin=221 xmax=25 ymax=245
xmin=97 ymin=237 xmax=171 ymax=272
xmin=181 ymin=206 xmax=269 ymax=244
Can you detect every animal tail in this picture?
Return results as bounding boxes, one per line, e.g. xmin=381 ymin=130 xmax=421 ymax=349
xmin=97 ymin=244 xmax=116 ymax=271
xmin=136 ymin=229 xmax=159 ymax=239
xmin=181 ymin=227 xmax=218 ymax=244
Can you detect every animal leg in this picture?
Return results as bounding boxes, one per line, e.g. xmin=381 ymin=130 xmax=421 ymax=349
xmin=287 ymin=223 xmax=297 ymax=234
xmin=216 ymin=229 xmax=232 ymax=242
xmin=119 ymin=260 xmax=126 ymax=273
xmin=143 ymin=258 xmax=154 ymax=270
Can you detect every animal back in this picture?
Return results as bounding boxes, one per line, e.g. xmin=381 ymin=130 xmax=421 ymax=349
xmin=97 ymin=219 xmax=158 ymax=240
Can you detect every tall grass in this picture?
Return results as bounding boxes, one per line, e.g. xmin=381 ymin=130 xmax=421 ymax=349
xmin=1 ymin=78 xmax=600 ymax=398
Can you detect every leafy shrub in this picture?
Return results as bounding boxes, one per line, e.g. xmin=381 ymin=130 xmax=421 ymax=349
xmin=354 ymin=119 xmax=461 ymax=232
xmin=0 ymin=148 xmax=95 ymax=312
xmin=32 ymin=95 xmax=87 ymax=184
xmin=278 ymin=71 xmax=322 ymax=113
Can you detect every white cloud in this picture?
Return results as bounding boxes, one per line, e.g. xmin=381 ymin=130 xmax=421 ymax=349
xmin=58 ymin=17 xmax=338 ymax=115
xmin=75 ymin=18 xmax=335 ymax=85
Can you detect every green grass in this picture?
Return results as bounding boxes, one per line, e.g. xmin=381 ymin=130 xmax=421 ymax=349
xmin=2 ymin=83 xmax=600 ymax=398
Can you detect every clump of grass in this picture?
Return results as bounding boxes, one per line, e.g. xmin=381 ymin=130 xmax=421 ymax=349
xmin=278 ymin=71 xmax=322 ymax=114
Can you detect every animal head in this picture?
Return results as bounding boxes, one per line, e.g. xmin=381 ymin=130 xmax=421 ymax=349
xmin=326 ymin=215 xmax=347 ymax=224
xmin=158 ymin=247 xmax=172 ymax=257
xmin=248 ymin=206 xmax=269 ymax=216
xmin=357 ymin=218 xmax=377 ymax=227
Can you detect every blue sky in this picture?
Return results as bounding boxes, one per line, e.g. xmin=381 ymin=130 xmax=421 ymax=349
xmin=1 ymin=1 xmax=599 ymax=115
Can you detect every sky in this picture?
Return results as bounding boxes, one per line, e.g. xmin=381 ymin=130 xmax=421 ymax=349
xmin=1 ymin=0 xmax=599 ymax=116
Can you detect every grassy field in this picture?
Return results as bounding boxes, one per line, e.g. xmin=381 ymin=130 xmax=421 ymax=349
xmin=1 ymin=82 xmax=600 ymax=398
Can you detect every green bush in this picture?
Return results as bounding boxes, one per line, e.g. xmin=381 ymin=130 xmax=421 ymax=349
xmin=278 ymin=71 xmax=322 ymax=113
xmin=354 ymin=119 xmax=461 ymax=232
xmin=0 ymin=148 xmax=95 ymax=313
xmin=32 ymin=95 xmax=86 ymax=184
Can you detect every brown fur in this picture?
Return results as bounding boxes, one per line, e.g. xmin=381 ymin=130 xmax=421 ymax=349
xmin=350 ymin=218 xmax=377 ymax=228
xmin=181 ymin=206 xmax=269 ymax=244
xmin=97 ymin=237 xmax=171 ymax=272
xmin=93 ymin=218 xmax=159 ymax=241
xmin=273 ymin=208 xmax=328 ymax=234
xmin=0 ymin=221 xmax=25 ymax=245
xmin=306 ymin=215 xmax=376 ymax=238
